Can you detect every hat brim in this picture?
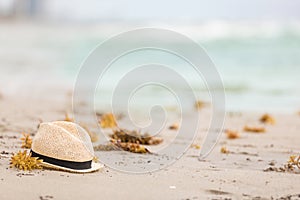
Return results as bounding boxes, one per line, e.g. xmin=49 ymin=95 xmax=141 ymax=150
xmin=40 ymin=161 xmax=104 ymax=173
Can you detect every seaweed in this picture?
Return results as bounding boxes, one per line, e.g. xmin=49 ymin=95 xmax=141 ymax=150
xmin=260 ymin=114 xmax=275 ymax=125
xmin=191 ymin=144 xmax=201 ymax=149
xmin=10 ymin=150 xmax=43 ymax=171
xmin=111 ymin=139 xmax=150 ymax=154
xmin=93 ymin=156 xmax=99 ymax=163
xmin=99 ymin=113 xmax=117 ymax=128
xmin=220 ymin=146 xmax=229 ymax=154
xmin=264 ymin=155 xmax=300 ymax=173
xmin=20 ymin=133 xmax=32 ymax=149
xmin=169 ymin=123 xmax=179 ymax=130
xmin=97 ymin=114 xmax=162 ymax=154
xmin=95 ymin=128 xmax=163 ymax=154
xmin=110 ymin=129 xmax=163 ymax=145
xmin=94 ymin=143 xmax=119 ymax=151
xmin=64 ymin=113 xmax=74 ymax=122
xmin=285 ymin=155 xmax=300 ymax=170
xmin=243 ymin=125 xmax=265 ymax=133
xmin=194 ymin=100 xmax=205 ymax=110
xmin=225 ymin=129 xmax=240 ymax=139
xmin=94 ymin=140 xmax=151 ymax=154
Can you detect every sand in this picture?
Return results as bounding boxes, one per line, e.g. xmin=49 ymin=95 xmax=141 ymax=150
xmin=0 ymin=90 xmax=300 ymax=200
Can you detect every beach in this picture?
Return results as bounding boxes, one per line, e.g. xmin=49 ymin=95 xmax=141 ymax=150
xmin=0 ymin=21 xmax=300 ymax=200
xmin=0 ymin=89 xmax=300 ymax=200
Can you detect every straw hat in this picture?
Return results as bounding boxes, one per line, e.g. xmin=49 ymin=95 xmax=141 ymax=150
xmin=31 ymin=121 xmax=103 ymax=173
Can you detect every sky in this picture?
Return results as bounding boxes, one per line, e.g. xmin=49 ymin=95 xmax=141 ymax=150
xmin=1 ymin=0 xmax=300 ymax=22
xmin=43 ymin=0 xmax=300 ymax=22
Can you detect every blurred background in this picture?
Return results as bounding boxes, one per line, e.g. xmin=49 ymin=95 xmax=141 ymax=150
xmin=0 ymin=0 xmax=300 ymax=112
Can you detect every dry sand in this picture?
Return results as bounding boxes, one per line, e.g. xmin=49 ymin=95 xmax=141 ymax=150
xmin=0 ymin=91 xmax=300 ymax=200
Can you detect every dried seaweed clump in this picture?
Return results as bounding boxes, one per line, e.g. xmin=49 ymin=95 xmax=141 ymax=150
xmin=110 ymin=129 xmax=163 ymax=145
xmin=64 ymin=113 xmax=74 ymax=122
xmin=21 ymin=133 xmax=32 ymax=149
xmin=169 ymin=123 xmax=179 ymax=130
xmin=93 ymin=156 xmax=99 ymax=163
xmin=94 ymin=141 xmax=150 ymax=154
xmin=10 ymin=150 xmax=43 ymax=170
xmin=100 ymin=113 xmax=117 ymax=128
xmin=244 ymin=125 xmax=265 ymax=133
xmin=194 ymin=100 xmax=206 ymax=110
xmin=111 ymin=139 xmax=150 ymax=154
xmin=106 ymin=129 xmax=162 ymax=154
xmin=220 ymin=146 xmax=229 ymax=154
xmin=191 ymin=144 xmax=201 ymax=149
xmin=225 ymin=130 xmax=240 ymax=139
xmin=260 ymin=114 xmax=275 ymax=125
xmin=94 ymin=143 xmax=119 ymax=151
xmin=264 ymin=155 xmax=300 ymax=173
xmin=285 ymin=155 xmax=300 ymax=171
xmin=263 ymin=166 xmax=286 ymax=173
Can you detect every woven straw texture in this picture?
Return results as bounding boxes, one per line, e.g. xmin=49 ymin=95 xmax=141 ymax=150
xmin=32 ymin=121 xmax=94 ymax=162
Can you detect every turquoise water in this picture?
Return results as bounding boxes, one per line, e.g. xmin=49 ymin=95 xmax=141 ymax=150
xmin=203 ymin=27 xmax=300 ymax=112
xmin=2 ymin=22 xmax=297 ymax=113
xmin=57 ymin=23 xmax=300 ymax=113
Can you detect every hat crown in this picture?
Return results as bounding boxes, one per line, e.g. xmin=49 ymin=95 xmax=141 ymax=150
xmin=32 ymin=121 xmax=94 ymax=162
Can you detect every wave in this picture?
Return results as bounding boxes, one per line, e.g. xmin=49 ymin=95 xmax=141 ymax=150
xmin=170 ymin=20 xmax=300 ymax=41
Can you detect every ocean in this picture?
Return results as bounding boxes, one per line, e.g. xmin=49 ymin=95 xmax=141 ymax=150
xmin=65 ymin=22 xmax=300 ymax=113
xmin=1 ymin=21 xmax=300 ymax=113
